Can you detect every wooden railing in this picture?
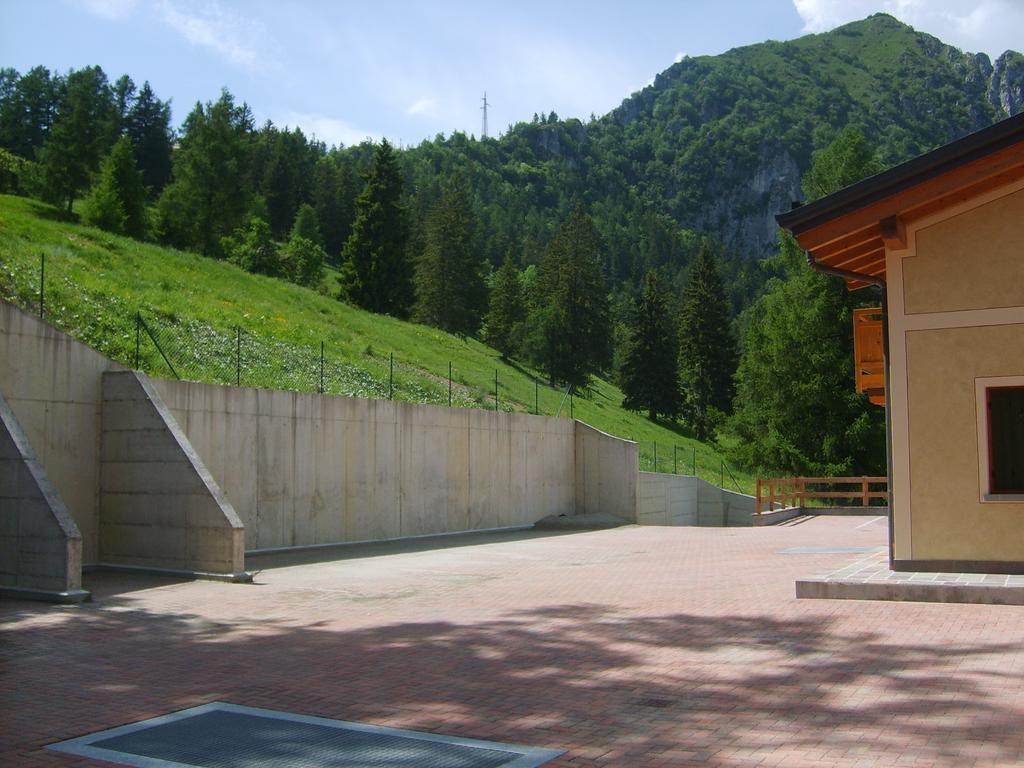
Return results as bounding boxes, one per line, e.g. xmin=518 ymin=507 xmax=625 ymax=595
xmin=755 ymin=476 xmax=888 ymax=515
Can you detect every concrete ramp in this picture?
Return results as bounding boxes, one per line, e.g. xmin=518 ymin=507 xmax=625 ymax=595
xmin=0 ymin=392 xmax=87 ymax=602
xmin=99 ymin=371 xmax=248 ymax=580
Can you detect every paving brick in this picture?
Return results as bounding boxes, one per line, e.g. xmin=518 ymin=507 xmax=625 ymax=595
xmin=3 ymin=516 xmax=1023 ymax=767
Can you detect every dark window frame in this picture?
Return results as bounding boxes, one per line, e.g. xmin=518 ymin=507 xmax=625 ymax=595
xmin=986 ymin=385 xmax=1024 ymax=495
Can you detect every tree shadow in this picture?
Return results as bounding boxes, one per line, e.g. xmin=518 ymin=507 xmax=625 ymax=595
xmin=3 ymin=596 xmax=1022 ymax=766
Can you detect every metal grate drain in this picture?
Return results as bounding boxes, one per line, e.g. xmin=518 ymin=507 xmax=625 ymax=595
xmin=779 ymin=546 xmax=877 ymax=555
xmin=48 ymin=702 xmax=564 ymax=768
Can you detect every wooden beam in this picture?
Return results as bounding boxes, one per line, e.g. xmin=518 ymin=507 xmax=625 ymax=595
xmin=827 ymin=243 xmax=885 ymax=273
xmin=813 ymin=237 xmax=882 ymax=267
xmin=812 ymin=223 xmax=883 ymax=260
xmin=879 ymin=215 xmax=907 ymax=249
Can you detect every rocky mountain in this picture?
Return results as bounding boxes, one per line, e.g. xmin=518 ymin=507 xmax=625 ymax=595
xmin=594 ymin=13 xmax=1023 ymax=258
xmin=401 ymin=14 xmax=1024 ymax=277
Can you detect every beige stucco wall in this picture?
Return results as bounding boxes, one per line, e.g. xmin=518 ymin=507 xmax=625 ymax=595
xmin=0 ymin=300 xmax=119 ymax=563
xmin=905 ymin=325 xmax=1024 ymax=561
xmin=903 ymin=187 xmax=1024 ymax=314
xmin=887 ymin=178 xmax=1024 ymax=565
xmin=152 ymin=379 xmax=613 ymax=550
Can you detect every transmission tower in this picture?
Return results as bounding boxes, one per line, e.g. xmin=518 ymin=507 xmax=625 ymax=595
xmin=481 ymin=91 xmax=490 ymax=139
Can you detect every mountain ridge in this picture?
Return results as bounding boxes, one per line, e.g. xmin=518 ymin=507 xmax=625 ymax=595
xmin=589 ymin=13 xmax=1023 ymax=259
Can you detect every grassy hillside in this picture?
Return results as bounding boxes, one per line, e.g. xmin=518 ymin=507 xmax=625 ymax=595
xmin=0 ymin=195 xmax=753 ymax=492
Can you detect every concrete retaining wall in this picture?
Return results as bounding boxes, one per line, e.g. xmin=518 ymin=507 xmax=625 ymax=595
xmin=575 ymin=423 xmax=639 ymax=522
xmin=152 ymin=379 xmax=600 ymax=550
xmin=637 ymin=472 xmax=757 ymax=527
xmin=100 ymin=372 xmax=246 ymax=576
xmin=0 ymin=392 xmax=86 ymax=600
xmin=1 ymin=299 xmax=640 ymax=583
xmin=637 ymin=473 xmax=699 ymax=526
xmin=0 ymin=301 xmax=119 ymax=562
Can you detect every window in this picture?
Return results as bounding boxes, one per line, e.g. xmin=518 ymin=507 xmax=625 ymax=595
xmin=987 ymin=387 xmax=1024 ymax=494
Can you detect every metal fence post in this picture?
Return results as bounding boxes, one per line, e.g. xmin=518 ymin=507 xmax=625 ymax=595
xmin=134 ymin=311 xmax=141 ymax=369
xmin=569 ymin=390 xmax=573 ymax=420
xmin=389 ymin=353 xmax=394 ymax=399
xmin=235 ymin=326 xmax=241 ymax=386
xmin=693 ymin=447 xmax=696 ymax=476
xmin=319 ymin=341 xmax=324 ymax=394
xmin=39 ymin=252 xmax=44 ymax=319
xmin=674 ymin=445 xmax=678 ymax=474
xmin=448 ymin=362 xmax=452 ymax=407
xmin=534 ymin=379 xmax=539 ymax=415
xmin=720 ymin=460 xmax=725 ymax=488
xmin=494 ymin=369 xmax=498 ymax=412
xmin=654 ymin=442 xmax=658 ymax=473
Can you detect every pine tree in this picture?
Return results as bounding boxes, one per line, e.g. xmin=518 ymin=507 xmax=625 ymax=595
xmin=482 ymin=254 xmax=525 ymax=360
xmin=126 ymin=81 xmax=173 ymax=195
xmin=413 ymin=172 xmax=485 ymax=335
xmin=81 ymin=135 xmax=148 ymax=238
xmin=156 ymin=90 xmax=254 ymax=256
xmin=728 ymin=128 xmax=886 ymax=474
xmin=677 ymin=243 xmax=737 ymax=440
xmin=37 ymin=66 xmax=116 ymax=214
xmin=338 ymin=139 xmax=412 ymax=317
xmin=529 ymin=204 xmax=609 ymax=388
xmin=620 ymin=270 xmax=681 ymax=422
xmin=0 ymin=66 xmax=59 ymax=161
xmin=112 ymin=75 xmax=135 ymax=134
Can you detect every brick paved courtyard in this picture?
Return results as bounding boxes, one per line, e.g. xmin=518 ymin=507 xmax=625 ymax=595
xmin=3 ymin=515 xmax=1023 ymax=767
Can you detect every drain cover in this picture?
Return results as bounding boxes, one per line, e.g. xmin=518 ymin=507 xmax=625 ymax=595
xmin=48 ymin=702 xmax=563 ymax=768
xmin=779 ymin=546 xmax=877 ymax=555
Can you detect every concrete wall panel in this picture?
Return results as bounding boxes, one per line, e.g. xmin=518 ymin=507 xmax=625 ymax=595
xmin=0 ymin=301 xmax=119 ymax=562
xmin=637 ymin=471 xmax=755 ymax=528
xmin=153 ymin=379 xmax=600 ymax=550
xmin=0 ymin=391 xmax=85 ymax=599
xmin=99 ymin=372 xmax=245 ymax=575
xmin=575 ymin=423 xmax=638 ymax=521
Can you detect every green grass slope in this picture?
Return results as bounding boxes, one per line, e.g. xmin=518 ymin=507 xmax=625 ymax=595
xmin=0 ymin=195 xmax=753 ymax=492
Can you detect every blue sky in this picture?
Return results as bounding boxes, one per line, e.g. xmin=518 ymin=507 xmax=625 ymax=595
xmin=2 ymin=0 xmax=1021 ymax=148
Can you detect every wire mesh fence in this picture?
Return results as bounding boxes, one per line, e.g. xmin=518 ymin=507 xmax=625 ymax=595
xmin=636 ymin=441 xmax=746 ymax=492
xmin=6 ymin=251 xmax=749 ymax=488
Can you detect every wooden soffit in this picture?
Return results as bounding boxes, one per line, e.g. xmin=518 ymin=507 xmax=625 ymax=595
xmin=777 ymin=114 xmax=1024 ymax=291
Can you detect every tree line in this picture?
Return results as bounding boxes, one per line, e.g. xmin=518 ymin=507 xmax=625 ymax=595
xmin=0 ymin=63 xmax=886 ymax=478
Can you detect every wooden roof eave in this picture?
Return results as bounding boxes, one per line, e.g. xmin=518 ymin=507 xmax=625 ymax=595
xmin=778 ymin=112 xmax=1024 ymax=292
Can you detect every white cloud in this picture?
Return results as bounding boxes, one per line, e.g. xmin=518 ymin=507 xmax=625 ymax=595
xmin=792 ymin=0 xmax=1024 ymax=57
xmin=74 ymin=0 xmax=137 ymax=19
xmin=407 ymin=97 xmax=440 ymax=118
xmin=674 ymin=51 xmax=687 ymax=63
xmin=278 ymin=111 xmax=381 ymax=148
xmin=154 ymin=0 xmax=280 ymax=71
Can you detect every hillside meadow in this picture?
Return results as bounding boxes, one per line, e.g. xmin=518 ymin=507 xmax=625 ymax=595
xmin=0 ymin=194 xmax=754 ymax=492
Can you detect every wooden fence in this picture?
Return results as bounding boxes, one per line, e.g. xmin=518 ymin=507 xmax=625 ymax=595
xmin=755 ymin=476 xmax=888 ymax=515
